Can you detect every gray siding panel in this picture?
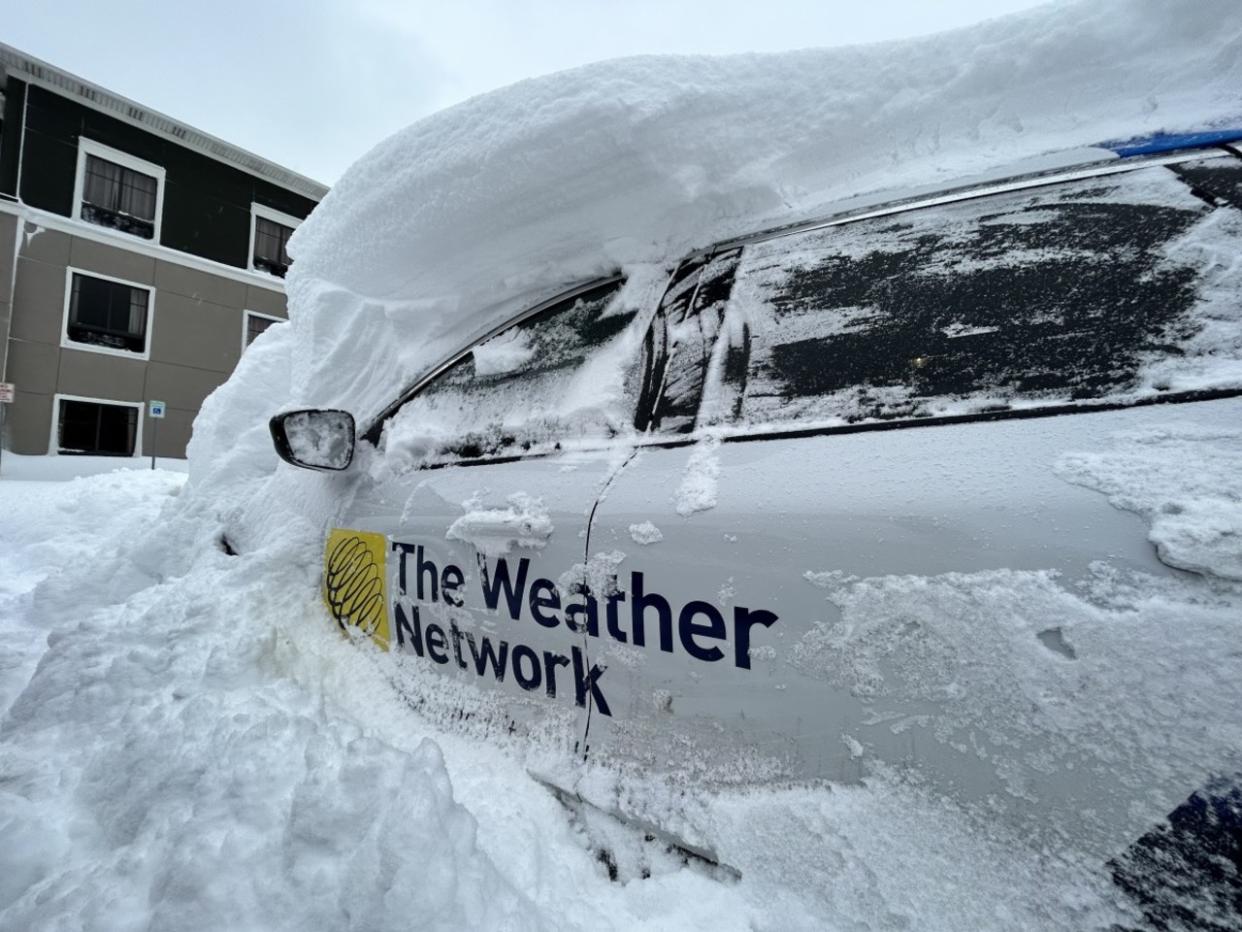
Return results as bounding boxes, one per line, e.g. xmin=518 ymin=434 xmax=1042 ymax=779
xmin=244 ymin=284 xmax=287 ymax=318
xmin=0 ymin=214 xmax=13 ymax=379
xmin=57 ymin=348 xmax=146 ymax=401
xmin=0 ymin=297 xmax=11 ymax=380
xmin=150 ymin=292 xmax=242 ymax=373
xmin=155 ymin=260 xmax=247 ymax=308
xmin=145 ymin=360 xmax=226 ymax=411
xmin=0 ymin=214 xmax=19 ymax=293
xmin=6 ymin=340 xmax=59 ymax=395
xmin=19 ymin=224 xmax=71 ymax=267
xmin=69 ymin=235 xmax=157 ymax=286
xmin=11 ymin=256 xmax=66 ymax=345
xmin=6 ymin=389 xmax=54 ymax=454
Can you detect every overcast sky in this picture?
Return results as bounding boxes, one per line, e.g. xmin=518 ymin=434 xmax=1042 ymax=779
xmin=6 ymin=0 xmax=1047 ymax=185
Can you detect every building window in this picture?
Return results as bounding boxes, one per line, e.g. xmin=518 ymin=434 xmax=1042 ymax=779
xmin=61 ymin=269 xmax=155 ymax=359
xmin=55 ymin=397 xmax=140 ymax=456
xmin=73 ymin=139 xmax=165 ymax=242
xmin=249 ymin=205 xmax=301 ymax=278
xmin=243 ymin=309 xmax=283 ymax=350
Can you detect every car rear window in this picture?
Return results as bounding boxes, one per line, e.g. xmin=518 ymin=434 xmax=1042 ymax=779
xmin=379 ymin=279 xmax=642 ymax=467
xmin=699 ymin=159 xmax=1242 ymax=431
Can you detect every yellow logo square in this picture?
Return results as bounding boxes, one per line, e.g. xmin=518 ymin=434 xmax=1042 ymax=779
xmin=323 ymin=529 xmax=390 ymax=650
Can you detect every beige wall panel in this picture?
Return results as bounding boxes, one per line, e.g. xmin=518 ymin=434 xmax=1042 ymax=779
xmin=244 ymin=284 xmax=287 ymax=318
xmin=150 ymin=292 xmax=242 ymax=373
xmin=19 ymin=224 xmax=71 ymax=268
xmin=5 ymin=390 xmax=54 ymax=454
xmin=144 ymin=361 xmax=227 ymax=412
xmin=0 ymin=215 xmax=15 ymax=378
xmin=0 ymin=300 xmax=10 ymax=378
xmin=69 ymin=236 xmax=157 ymax=286
xmin=5 ymin=340 xmax=60 ymax=396
xmin=154 ymin=260 xmax=247 ymax=309
xmin=0 ymin=214 xmax=19 ymax=287
xmin=57 ymin=349 xmax=147 ymax=402
xmin=11 ymin=256 xmax=67 ymax=345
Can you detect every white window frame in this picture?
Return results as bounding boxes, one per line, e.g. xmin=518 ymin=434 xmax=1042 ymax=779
xmin=73 ymin=138 xmax=166 ymax=243
xmin=248 ymin=203 xmax=301 ymax=276
xmin=60 ymin=265 xmax=158 ymax=361
xmin=241 ymin=309 xmax=284 ymax=353
xmin=49 ymin=392 xmax=144 ymax=457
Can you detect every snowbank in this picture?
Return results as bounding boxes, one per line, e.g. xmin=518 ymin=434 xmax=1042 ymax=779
xmin=0 ymin=474 xmax=541 ymax=931
xmin=0 ymin=453 xmax=188 ymax=481
xmin=271 ymin=0 xmax=1242 ymax=428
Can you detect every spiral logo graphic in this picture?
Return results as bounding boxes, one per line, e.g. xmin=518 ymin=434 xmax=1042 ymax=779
xmin=323 ymin=529 xmax=390 ymax=650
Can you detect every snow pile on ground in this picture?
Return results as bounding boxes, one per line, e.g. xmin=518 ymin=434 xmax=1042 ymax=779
xmin=0 ymin=473 xmax=540 ymax=930
xmin=0 ymin=471 xmax=184 ymax=721
xmin=0 ymin=452 xmax=188 ymax=480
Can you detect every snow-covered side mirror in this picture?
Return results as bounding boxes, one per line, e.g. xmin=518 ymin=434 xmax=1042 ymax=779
xmin=270 ymin=409 xmax=356 ymax=471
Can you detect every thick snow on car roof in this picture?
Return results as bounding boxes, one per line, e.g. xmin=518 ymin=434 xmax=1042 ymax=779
xmin=278 ymin=0 xmax=1241 ymax=423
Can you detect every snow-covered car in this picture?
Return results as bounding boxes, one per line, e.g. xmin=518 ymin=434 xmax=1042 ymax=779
xmin=271 ymin=132 xmax=1242 ymax=892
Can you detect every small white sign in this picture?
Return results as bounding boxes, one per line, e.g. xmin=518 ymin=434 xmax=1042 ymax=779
xmin=148 ymin=400 xmax=167 ymax=419
xmin=0 ymin=382 xmax=14 ymax=404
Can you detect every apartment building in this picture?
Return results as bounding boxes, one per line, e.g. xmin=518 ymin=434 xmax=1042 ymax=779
xmin=0 ymin=43 xmax=327 ymax=459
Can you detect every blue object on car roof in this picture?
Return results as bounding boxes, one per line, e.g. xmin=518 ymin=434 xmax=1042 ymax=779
xmin=1107 ymin=128 xmax=1242 ymax=158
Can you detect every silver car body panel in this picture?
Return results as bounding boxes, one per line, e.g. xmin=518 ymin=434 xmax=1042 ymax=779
xmin=316 ymin=141 xmax=1242 ymax=860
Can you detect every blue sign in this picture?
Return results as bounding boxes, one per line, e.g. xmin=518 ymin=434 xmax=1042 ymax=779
xmin=148 ymin=400 xmax=166 ymax=419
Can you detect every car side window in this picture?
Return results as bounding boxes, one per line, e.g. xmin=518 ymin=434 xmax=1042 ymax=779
xmin=379 ymin=279 xmax=643 ymax=468
xmin=697 ymin=160 xmax=1242 ymax=432
xmin=638 ymin=249 xmax=742 ymax=434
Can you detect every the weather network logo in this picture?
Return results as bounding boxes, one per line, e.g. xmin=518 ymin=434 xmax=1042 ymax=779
xmin=323 ymin=529 xmax=390 ymax=649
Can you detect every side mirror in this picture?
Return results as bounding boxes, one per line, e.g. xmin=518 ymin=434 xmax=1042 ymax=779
xmin=269 ymin=409 xmax=356 ymax=471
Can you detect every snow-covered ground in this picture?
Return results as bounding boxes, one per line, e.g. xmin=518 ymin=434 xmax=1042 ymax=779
xmin=0 ymin=463 xmax=1151 ymax=930
xmin=0 ymin=452 xmax=188 ymax=482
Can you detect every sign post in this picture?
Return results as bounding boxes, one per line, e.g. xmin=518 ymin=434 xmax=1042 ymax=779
xmin=0 ymin=383 xmax=13 ymax=479
xmin=148 ymin=400 xmax=166 ymax=470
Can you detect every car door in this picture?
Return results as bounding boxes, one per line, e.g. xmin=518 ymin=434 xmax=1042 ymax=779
xmin=582 ymin=153 xmax=1242 ymax=857
xmin=325 ymin=276 xmax=656 ymax=754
